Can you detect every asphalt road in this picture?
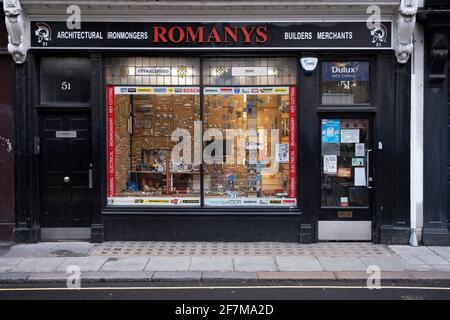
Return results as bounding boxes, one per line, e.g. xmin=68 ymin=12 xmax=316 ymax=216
xmin=1 ymin=282 xmax=450 ymax=300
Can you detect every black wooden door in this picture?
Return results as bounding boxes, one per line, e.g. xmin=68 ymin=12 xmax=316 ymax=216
xmin=39 ymin=113 xmax=92 ymax=227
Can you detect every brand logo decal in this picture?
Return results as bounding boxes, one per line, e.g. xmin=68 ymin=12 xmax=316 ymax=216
xmin=35 ymin=22 xmax=52 ymax=45
xmin=370 ymin=24 xmax=387 ymax=46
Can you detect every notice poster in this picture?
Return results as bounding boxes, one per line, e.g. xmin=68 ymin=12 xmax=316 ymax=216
xmin=106 ymin=86 xmax=116 ymax=197
xmin=355 ymin=143 xmax=365 ymax=156
xmin=341 ymin=129 xmax=360 ymax=143
xmin=276 ymin=144 xmax=289 ymax=163
xmin=323 ymin=155 xmax=337 ymax=175
xmin=321 ymin=119 xmax=340 ymax=143
xmin=354 ymin=167 xmax=367 ymax=186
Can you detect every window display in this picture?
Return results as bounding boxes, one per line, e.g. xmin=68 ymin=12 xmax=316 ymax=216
xmin=107 ymin=86 xmax=201 ymax=206
xmin=203 ymin=87 xmax=297 ymax=207
xmin=321 ymin=61 xmax=369 ymax=105
xmin=106 ymin=56 xmax=298 ymax=208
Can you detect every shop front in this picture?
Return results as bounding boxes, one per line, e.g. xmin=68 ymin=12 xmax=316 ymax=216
xmin=418 ymin=0 xmax=450 ymax=245
xmin=0 ymin=7 xmax=14 ymax=241
xmin=5 ymin=1 xmax=416 ymax=243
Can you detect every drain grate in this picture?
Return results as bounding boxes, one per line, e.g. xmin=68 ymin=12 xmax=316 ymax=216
xmin=88 ymin=242 xmax=396 ymax=257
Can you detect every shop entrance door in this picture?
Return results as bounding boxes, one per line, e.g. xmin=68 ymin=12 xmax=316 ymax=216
xmin=319 ymin=115 xmax=374 ymax=241
xmin=39 ymin=112 xmax=92 ymax=239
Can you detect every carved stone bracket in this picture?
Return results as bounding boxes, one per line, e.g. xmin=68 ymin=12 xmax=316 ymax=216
xmin=3 ymin=0 xmax=28 ymax=64
xmin=395 ymin=0 xmax=418 ymax=64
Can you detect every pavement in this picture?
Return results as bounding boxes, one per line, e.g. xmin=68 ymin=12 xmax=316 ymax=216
xmin=0 ymin=242 xmax=450 ymax=284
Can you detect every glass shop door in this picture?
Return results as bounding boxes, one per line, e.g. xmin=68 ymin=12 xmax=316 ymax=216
xmin=319 ymin=115 xmax=374 ymax=241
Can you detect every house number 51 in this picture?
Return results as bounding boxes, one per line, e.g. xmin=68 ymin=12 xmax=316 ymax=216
xmin=61 ymin=82 xmax=72 ymax=91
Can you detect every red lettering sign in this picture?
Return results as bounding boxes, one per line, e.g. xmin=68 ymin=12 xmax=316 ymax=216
xmin=106 ymin=86 xmax=116 ymax=197
xmin=151 ymin=25 xmax=268 ymax=44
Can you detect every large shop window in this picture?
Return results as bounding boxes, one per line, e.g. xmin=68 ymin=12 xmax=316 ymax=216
xmin=106 ymin=57 xmax=298 ymax=208
xmin=321 ymin=61 xmax=369 ymax=105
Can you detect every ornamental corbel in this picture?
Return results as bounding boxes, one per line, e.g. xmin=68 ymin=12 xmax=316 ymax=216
xmin=395 ymin=0 xmax=418 ymax=64
xmin=3 ymin=0 xmax=28 ymax=64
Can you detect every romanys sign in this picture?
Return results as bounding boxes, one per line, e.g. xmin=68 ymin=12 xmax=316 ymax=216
xmin=31 ymin=21 xmax=392 ymax=49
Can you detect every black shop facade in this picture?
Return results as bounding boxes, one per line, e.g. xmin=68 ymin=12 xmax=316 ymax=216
xmin=14 ymin=20 xmax=412 ymax=244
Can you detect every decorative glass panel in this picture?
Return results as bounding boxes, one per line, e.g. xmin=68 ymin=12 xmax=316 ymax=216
xmin=105 ymin=57 xmax=200 ymax=86
xmin=203 ymin=57 xmax=297 ymax=86
xmin=40 ymin=57 xmax=91 ymax=104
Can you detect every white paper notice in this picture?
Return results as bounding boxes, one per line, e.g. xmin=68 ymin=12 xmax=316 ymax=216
xmin=341 ymin=129 xmax=360 ymax=143
xmin=355 ymin=143 xmax=365 ymax=157
xmin=323 ymin=155 xmax=337 ymax=175
xmin=276 ymin=144 xmax=289 ymax=163
xmin=354 ymin=167 xmax=366 ymax=186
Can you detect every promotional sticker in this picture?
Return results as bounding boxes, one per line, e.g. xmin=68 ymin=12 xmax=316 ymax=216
xmin=352 ymin=158 xmax=364 ymax=167
xmin=321 ymin=119 xmax=340 ymax=143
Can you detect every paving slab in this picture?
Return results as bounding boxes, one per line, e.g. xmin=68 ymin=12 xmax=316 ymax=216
xmin=11 ymin=257 xmax=66 ymax=273
xmin=257 ymin=271 xmax=335 ymax=280
xmin=27 ymin=273 xmax=69 ymax=282
xmin=275 ymin=256 xmax=323 ymax=272
xmin=405 ymin=264 xmax=434 ymax=271
xmin=234 ymin=257 xmax=277 ymax=272
xmin=360 ymin=257 xmax=409 ymax=271
xmin=152 ymin=271 xmax=202 ymax=281
xmin=428 ymin=247 xmax=450 ymax=259
xmin=334 ymin=271 xmax=412 ymax=280
xmin=317 ymin=257 xmax=367 ymax=271
xmin=398 ymin=255 xmax=429 ymax=265
xmin=409 ymin=271 xmax=450 ymax=280
xmin=430 ymin=264 xmax=450 ymax=272
xmin=414 ymin=253 xmax=449 ymax=265
xmin=54 ymin=257 xmax=107 ymax=272
xmin=389 ymin=245 xmax=433 ymax=256
xmin=0 ymin=258 xmax=24 ymax=272
xmin=201 ymin=272 xmax=257 ymax=281
xmin=0 ymin=273 xmax=30 ymax=283
xmin=100 ymin=257 xmax=149 ymax=271
xmin=390 ymin=246 xmax=449 ymax=265
xmin=3 ymin=242 xmax=96 ymax=258
xmin=189 ymin=257 xmax=233 ymax=272
xmin=145 ymin=256 xmax=191 ymax=272
xmin=81 ymin=271 xmax=154 ymax=282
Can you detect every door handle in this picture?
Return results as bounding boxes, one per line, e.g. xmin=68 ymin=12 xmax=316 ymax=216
xmin=88 ymin=164 xmax=93 ymax=189
xmin=64 ymin=176 xmax=70 ymax=183
xmin=366 ymin=149 xmax=372 ymax=189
